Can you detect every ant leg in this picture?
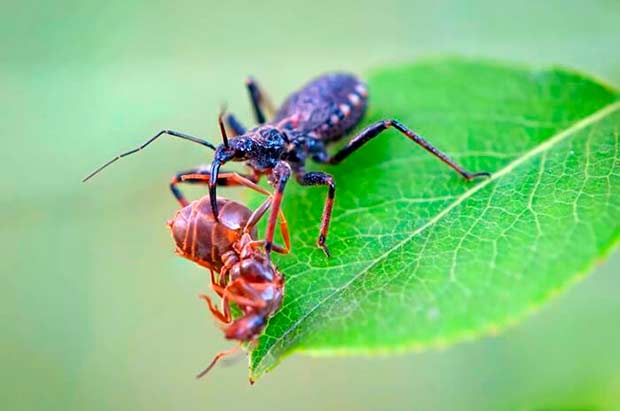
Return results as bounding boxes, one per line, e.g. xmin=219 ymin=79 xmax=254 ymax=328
xmin=247 ymin=241 xmax=289 ymax=255
xmin=243 ymin=196 xmax=273 ymax=232
xmin=199 ymin=294 xmax=231 ymax=323
xmin=196 ymin=344 xmax=241 ymax=379
xmin=170 ymin=168 xmax=263 ymax=206
xmin=245 ymin=76 xmax=276 ymax=124
xmin=212 ymin=283 xmax=266 ymax=308
xmin=222 ymin=295 xmax=232 ymax=321
xmin=296 ymin=171 xmax=335 ymax=257
xmin=182 ymin=171 xmax=267 ymax=197
xmin=327 ymin=119 xmax=491 ymax=180
xmin=244 ymin=197 xmax=291 ymax=253
xmin=208 ymin=268 xmax=229 ymax=296
xmin=209 ymin=269 xmax=220 ymax=292
xmin=264 ymin=162 xmax=292 ymax=258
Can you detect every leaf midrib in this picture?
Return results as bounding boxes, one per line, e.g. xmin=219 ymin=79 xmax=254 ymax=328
xmin=256 ymin=101 xmax=620 ymax=370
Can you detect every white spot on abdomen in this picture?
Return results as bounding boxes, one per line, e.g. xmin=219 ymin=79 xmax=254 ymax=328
xmin=348 ymin=93 xmax=361 ymax=106
xmin=355 ymin=84 xmax=368 ymax=97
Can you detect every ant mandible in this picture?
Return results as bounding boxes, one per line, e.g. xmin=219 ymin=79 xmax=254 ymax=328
xmin=85 ymin=73 xmax=491 ymax=257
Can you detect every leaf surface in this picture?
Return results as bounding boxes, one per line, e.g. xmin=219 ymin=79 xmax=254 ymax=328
xmin=249 ymin=58 xmax=620 ymax=380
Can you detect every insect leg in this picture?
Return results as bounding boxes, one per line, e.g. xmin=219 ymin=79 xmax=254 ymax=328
xmin=247 ymin=240 xmax=289 ymax=255
xmin=244 ymin=196 xmax=291 ymax=254
xmin=199 ymin=294 xmax=231 ymax=323
xmin=196 ymin=344 xmax=241 ymax=379
xmin=245 ymin=76 xmax=276 ymax=124
xmin=212 ymin=282 xmax=266 ymax=309
xmin=208 ymin=269 xmax=222 ymax=294
xmin=327 ymin=120 xmax=491 ymax=180
xmin=170 ymin=168 xmax=262 ymax=206
xmin=264 ymin=161 xmax=292 ymax=258
xmin=296 ymin=171 xmax=335 ymax=257
xmin=224 ymin=112 xmax=247 ymax=136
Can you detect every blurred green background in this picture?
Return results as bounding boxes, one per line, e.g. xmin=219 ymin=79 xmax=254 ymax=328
xmin=2 ymin=1 xmax=619 ymax=410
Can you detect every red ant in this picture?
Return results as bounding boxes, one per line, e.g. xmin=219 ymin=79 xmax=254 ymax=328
xmin=85 ymin=73 xmax=490 ymax=257
xmin=168 ymin=173 xmax=289 ymax=378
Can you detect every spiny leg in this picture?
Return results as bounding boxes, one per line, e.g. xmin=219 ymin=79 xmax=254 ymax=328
xmin=196 ymin=344 xmax=241 ymax=379
xmin=328 ymin=119 xmax=491 ymax=180
xmin=264 ymin=161 xmax=292 ymax=258
xmin=169 ymin=168 xmax=263 ymax=207
xmin=296 ymin=171 xmax=335 ymax=256
xmin=245 ymin=76 xmax=276 ymax=124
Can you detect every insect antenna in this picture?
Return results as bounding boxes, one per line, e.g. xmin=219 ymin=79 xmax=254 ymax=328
xmin=82 ymin=130 xmax=216 ymax=182
xmin=218 ymin=105 xmax=229 ymax=148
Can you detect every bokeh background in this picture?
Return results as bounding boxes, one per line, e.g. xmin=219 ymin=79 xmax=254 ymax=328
xmin=2 ymin=1 xmax=619 ymax=410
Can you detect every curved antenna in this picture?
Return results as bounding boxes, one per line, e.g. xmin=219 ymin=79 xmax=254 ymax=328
xmin=82 ymin=130 xmax=216 ymax=182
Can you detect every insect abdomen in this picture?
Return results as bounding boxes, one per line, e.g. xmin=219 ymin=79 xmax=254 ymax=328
xmin=275 ymin=72 xmax=368 ymax=142
xmin=168 ymin=198 xmax=256 ymax=271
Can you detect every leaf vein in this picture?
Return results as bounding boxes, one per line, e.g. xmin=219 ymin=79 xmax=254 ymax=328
xmin=258 ymin=101 xmax=620 ymax=369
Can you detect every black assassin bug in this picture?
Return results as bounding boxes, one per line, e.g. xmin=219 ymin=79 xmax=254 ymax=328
xmin=84 ymin=73 xmax=490 ymax=256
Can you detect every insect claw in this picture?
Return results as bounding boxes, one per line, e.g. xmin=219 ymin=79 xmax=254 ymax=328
xmin=466 ymin=171 xmax=492 ymax=180
xmin=318 ymin=242 xmax=331 ymax=258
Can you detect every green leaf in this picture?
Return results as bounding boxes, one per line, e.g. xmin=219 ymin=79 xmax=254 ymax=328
xmin=249 ymin=58 xmax=620 ymax=381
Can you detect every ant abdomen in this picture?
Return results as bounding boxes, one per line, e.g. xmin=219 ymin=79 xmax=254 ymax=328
xmin=168 ymin=196 xmax=257 ymax=271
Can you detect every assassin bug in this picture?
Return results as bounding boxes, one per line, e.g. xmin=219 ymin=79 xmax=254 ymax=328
xmin=85 ymin=73 xmax=490 ymax=256
xmin=168 ymin=178 xmax=289 ymax=378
